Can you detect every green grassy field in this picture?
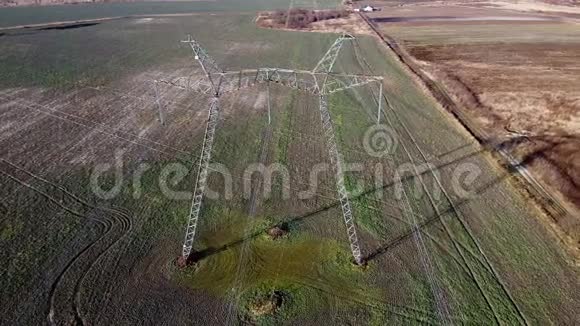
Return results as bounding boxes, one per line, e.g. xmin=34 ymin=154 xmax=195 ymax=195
xmin=0 ymin=0 xmax=340 ymax=28
xmin=0 ymin=14 xmax=341 ymax=89
xmin=0 ymin=10 xmax=578 ymax=325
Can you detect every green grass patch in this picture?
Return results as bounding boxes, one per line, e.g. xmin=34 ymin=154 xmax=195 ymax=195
xmin=178 ymin=209 xmax=382 ymax=322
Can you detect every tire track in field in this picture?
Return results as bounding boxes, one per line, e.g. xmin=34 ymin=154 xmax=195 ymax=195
xmin=224 ymin=108 xmax=273 ymax=325
xmin=386 ymin=106 xmax=528 ymax=325
xmin=350 ymin=39 xmax=527 ymax=324
xmin=291 ymin=277 xmax=444 ymax=324
xmin=357 ymin=13 xmax=531 ymax=323
xmin=0 ymin=77 xmax=198 ymax=320
xmin=352 ymin=37 xmax=523 ymax=324
xmin=298 ymin=95 xmax=342 ymax=323
xmin=48 ymin=203 xmax=132 ymax=325
xmin=0 ymin=87 xmax=202 ymax=204
xmin=349 ymin=39 xmax=452 ymax=324
xmin=71 ymin=205 xmax=133 ymax=325
xmin=0 ymin=163 xmax=113 ymax=324
xmin=0 ymin=93 xmax=192 ymax=159
xmin=0 ymin=159 xmax=134 ymax=325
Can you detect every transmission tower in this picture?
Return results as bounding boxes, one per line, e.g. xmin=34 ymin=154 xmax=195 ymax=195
xmin=312 ymin=34 xmax=363 ymax=264
xmin=155 ymin=34 xmax=383 ymax=266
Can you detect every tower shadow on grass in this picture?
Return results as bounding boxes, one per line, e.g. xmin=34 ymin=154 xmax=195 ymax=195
xmin=188 ymin=136 xmax=558 ymax=264
xmin=362 ymin=134 xmax=571 ymax=263
xmin=189 ymin=202 xmax=339 ymax=263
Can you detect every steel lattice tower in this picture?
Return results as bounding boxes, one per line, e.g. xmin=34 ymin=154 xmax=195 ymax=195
xmin=154 ymin=34 xmax=384 ymax=265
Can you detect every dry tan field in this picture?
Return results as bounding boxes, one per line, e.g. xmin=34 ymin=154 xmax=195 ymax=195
xmin=368 ymin=2 xmax=580 ymax=250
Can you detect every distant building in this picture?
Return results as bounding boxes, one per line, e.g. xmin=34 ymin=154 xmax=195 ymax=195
xmin=356 ymin=5 xmax=377 ymax=12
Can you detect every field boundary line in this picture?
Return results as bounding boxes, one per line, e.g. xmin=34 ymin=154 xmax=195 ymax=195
xmin=224 ymin=108 xmax=273 ymax=325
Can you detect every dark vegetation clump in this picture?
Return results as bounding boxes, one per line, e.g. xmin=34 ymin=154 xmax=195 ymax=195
xmin=267 ymin=222 xmax=289 ymax=240
xmin=247 ymin=290 xmax=286 ymax=317
xmin=267 ymin=8 xmax=350 ymax=29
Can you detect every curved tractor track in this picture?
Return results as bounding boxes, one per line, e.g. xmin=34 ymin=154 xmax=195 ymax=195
xmin=0 ymin=159 xmax=135 ymax=325
xmin=48 ymin=205 xmax=133 ymax=326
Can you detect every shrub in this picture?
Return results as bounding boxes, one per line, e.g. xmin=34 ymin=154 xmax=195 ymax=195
xmin=263 ymin=8 xmax=350 ymax=29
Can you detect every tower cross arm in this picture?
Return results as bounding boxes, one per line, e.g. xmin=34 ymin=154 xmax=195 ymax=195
xmin=312 ymin=33 xmax=354 ymax=75
xmin=322 ymin=73 xmax=383 ymax=94
xmin=181 ymin=35 xmax=224 ymax=95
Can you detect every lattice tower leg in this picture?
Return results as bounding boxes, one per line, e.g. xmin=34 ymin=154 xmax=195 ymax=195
xmin=318 ymin=95 xmax=363 ymax=265
xmin=182 ymin=97 xmax=220 ymax=259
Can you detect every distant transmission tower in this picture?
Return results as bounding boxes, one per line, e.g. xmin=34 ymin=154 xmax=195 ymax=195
xmin=154 ymin=33 xmax=384 ymax=266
